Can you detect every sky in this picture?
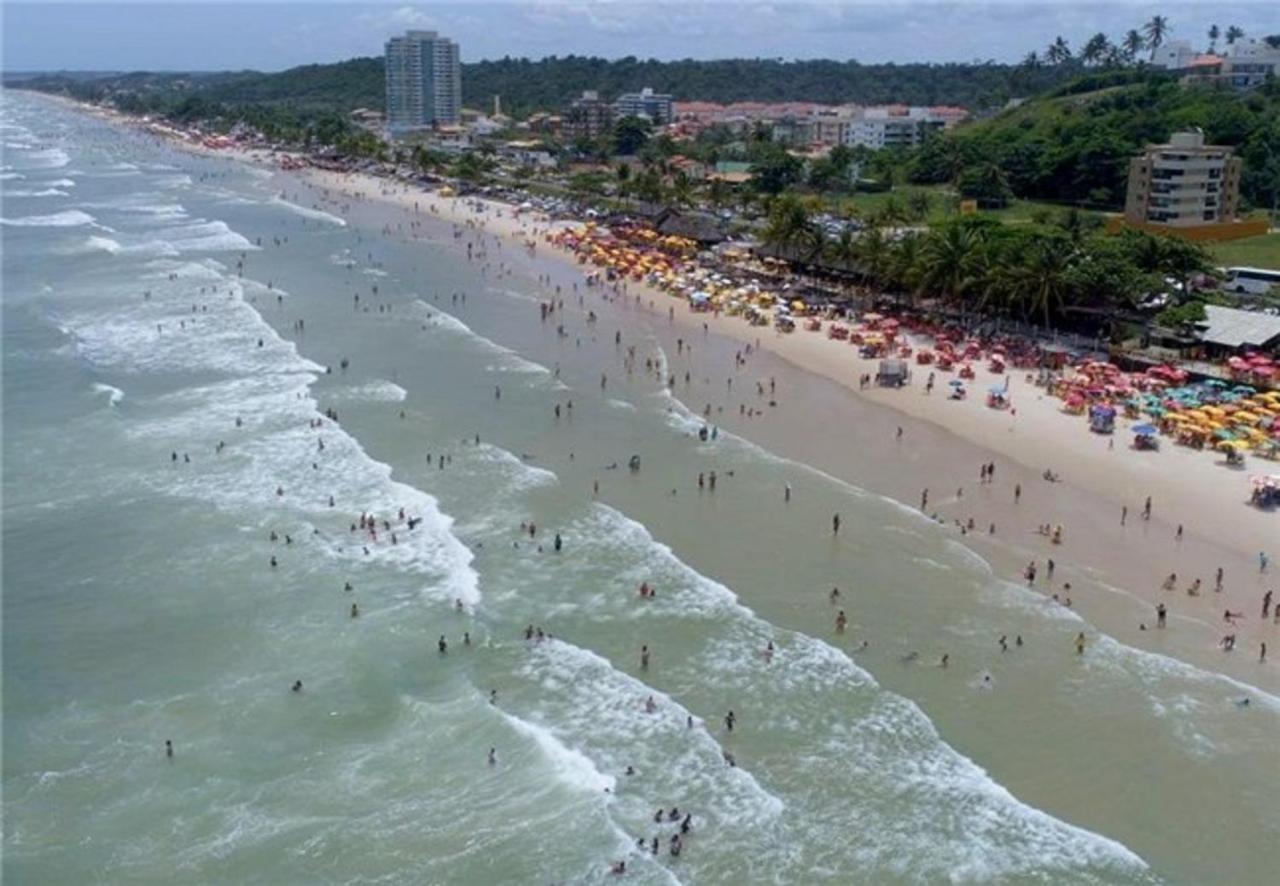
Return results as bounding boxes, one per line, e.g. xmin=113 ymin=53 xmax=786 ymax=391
xmin=3 ymin=1 xmax=1276 ymax=72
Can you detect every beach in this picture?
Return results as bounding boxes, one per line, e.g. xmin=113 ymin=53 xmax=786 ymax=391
xmin=5 ymin=90 xmax=1279 ymax=885
xmin=271 ymin=158 xmax=1278 ymax=687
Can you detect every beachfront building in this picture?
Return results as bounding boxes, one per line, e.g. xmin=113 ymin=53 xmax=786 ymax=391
xmin=565 ymin=91 xmax=615 ymax=142
xmin=1124 ymin=130 xmax=1241 ymax=228
xmin=613 ymin=87 xmax=673 ymax=125
xmin=842 ymin=106 xmax=962 ymax=150
xmin=1180 ymin=38 xmax=1280 ymax=91
xmin=384 ymin=30 xmax=462 ymax=135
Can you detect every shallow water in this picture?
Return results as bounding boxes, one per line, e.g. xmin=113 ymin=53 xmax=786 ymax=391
xmin=3 ymin=91 xmax=1278 ymax=884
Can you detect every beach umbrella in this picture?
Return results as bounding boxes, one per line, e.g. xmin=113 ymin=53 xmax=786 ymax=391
xmin=989 ymin=385 xmax=1006 ymax=394
xmin=1214 ymin=428 xmax=1236 ymax=440
xmin=1132 ymin=424 xmax=1158 ymax=435
xmin=949 ymin=379 xmax=965 ymax=387
xmin=1205 ymin=379 xmax=1229 ymax=388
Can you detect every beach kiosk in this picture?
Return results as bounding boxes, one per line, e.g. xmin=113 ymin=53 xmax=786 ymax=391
xmin=876 ymin=358 xmax=910 ymax=388
xmin=1089 ymin=404 xmax=1116 ymax=434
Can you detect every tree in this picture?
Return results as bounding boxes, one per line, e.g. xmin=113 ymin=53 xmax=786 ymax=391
xmin=1122 ymin=29 xmax=1146 ymax=61
xmin=669 ymin=171 xmax=695 ymax=207
xmin=957 ymin=162 xmax=1012 ymax=208
xmin=825 ymin=227 xmax=860 ymax=273
xmin=748 ymin=142 xmax=803 ymax=195
xmin=1208 ymin=24 xmax=1220 ymax=53
xmin=1226 ymin=26 xmax=1245 ymax=46
xmin=1046 ymin=36 xmax=1073 ymax=65
xmin=1144 ymin=16 xmax=1170 ymax=61
xmin=1022 ymin=51 xmax=1042 ymax=69
xmin=907 ymin=190 xmax=933 ymax=221
xmin=1082 ymin=33 xmax=1110 ymax=66
xmin=917 ymin=221 xmax=988 ymax=304
xmin=612 ymin=116 xmax=652 ymax=156
xmin=999 ymin=235 xmax=1072 ymax=328
xmin=762 ymin=193 xmax=822 ymax=261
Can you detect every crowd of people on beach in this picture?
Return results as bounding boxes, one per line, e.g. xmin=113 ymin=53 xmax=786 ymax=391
xmin=152 ymin=160 xmax=1275 ymax=876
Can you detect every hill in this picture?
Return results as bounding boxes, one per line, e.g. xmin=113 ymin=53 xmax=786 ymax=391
xmin=907 ymin=71 xmax=1280 ymax=212
xmin=9 ymin=54 xmax=1081 ymax=117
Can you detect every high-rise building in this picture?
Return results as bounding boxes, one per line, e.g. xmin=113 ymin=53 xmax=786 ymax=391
xmin=384 ymin=30 xmax=461 ymax=134
xmin=1124 ymin=130 xmax=1241 ymax=227
xmin=613 ymin=88 xmax=673 ymax=125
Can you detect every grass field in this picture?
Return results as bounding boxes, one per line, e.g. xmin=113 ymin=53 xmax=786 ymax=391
xmin=1207 ymin=232 xmax=1280 ymax=270
xmin=830 ymin=187 xmax=1094 ymax=227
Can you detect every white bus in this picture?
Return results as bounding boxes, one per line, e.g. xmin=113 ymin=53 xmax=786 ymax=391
xmin=1221 ymin=267 xmax=1280 ymax=295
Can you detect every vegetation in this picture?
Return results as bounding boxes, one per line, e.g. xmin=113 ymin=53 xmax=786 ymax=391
xmin=761 ymin=198 xmax=1215 ymax=331
xmin=904 ymin=76 xmax=1280 ymax=212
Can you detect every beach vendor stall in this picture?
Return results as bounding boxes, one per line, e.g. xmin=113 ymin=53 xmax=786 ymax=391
xmin=1132 ymin=423 xmax=1159 ymax=450
xmin=1089 ymin=404 xmax=1117 ymax=434
xmin=876 ymin=358 xmax=910 ymax=388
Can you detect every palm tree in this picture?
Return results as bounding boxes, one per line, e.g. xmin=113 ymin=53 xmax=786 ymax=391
xmin=1144 ymin=16 xmax=1170 ymax=61
xmin=1001 ymin=239 xmax=1072 ymax=329
xmin=855 ymin=224 xmax=890 ymax=285
xmin=669 ymin=171 xmax=695 ymax=208
xmin=762 ymin=194 xmax=823 ymax=263
xmin=1226 ymin=26 xmax=1245 ymax=45
xmin=1021 ymin=51 xmax=1041 ymax=69
xmin=888 ymin=232 xmax=923 ymax=298
xmin=1208 ymin=24 xmax=1220 ymax=53
xmin=917 ymin=224 xmax=987 ymax=306
xmin=1123 ymin=29 xmax=1146 ymax=62
xmin=825 ymin=227 xmax=859 ymax=274
xmin=1046 ymin=36 xmax=1072 ymax=65
xmin=1082 ymin=33 xmax=1110 ymax=66
xmin=907 ymin=190 xmax=932 ymax=222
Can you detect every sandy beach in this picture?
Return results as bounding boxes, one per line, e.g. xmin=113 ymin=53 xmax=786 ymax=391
xmin=259 ymin=161 xmax=1272 ymax=686
xmin=66 ymin=98 xmax=1277 ymax=687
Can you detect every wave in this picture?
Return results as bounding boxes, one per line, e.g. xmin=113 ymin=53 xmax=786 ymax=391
xmin=411 ymin=299 xmax=555 ymax=378
xmin=326 ymin=380 xmax=409 ymax=403
xmin=3 ymin=188 xmax=69 ymax=197
xmin=1 ymin=209 xmax=99 ymax=227
xmin=23 ymin=147 xmax=70 ymax=169
xmin=271 ymin=196 xmax=346 ymax=226
xmin=54 ymin=264 xmax=479 ymax=607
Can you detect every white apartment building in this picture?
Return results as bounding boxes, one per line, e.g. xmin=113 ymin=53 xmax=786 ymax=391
xmin=385 ymin=30 xmax=462 ymax=134
xmin=841 ymin=106 xmax=953 ymax=150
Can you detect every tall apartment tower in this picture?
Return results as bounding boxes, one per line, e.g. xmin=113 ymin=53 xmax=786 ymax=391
xmin=385 ymin=30 xmax=461 ymax=134
xmin=1124 ymin=129 xmax=1241 ymax=227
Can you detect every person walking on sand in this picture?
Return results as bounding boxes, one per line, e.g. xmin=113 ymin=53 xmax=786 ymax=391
xmin=1121 ymin=505 xmax=1127 ymax=526
xmin=832 ymin=513 xmax=841 ymax=536
xmin=1143 ymin=496 xmax=1152 ymax=521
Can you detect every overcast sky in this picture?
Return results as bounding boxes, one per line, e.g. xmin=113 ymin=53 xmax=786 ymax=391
xmin=3 ymin=1 xmax=1276 ymax=71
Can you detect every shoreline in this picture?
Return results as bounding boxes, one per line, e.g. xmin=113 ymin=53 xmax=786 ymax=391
xmin=52 ymin=94 xmax=1279 ymax=689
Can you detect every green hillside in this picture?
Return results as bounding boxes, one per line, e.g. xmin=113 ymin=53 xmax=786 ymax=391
xmin=10 ymin=54 xmax=1081 ymax=117
xmin=907 ymin=72 xmax=1280 ymax=212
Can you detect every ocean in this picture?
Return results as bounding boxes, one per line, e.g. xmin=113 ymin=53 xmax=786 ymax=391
xmin=3 ymin=91 xmax=1277 ymax=885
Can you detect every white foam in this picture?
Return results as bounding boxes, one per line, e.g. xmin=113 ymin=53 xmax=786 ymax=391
xmin=500 ymin=711 xmax=616 ymax=794
xmin=1 ymin=209 xmax=98 ymax=227
xmin=137 ymin=219 xmax=256 ymax=254
xmin=411 ymin=299 xmax=552 ymax=377
xmin=3 ymin=188 xmax=69 ymax=197
xmin=23 ymin=147 xmax=70 ymax=168
xmin=271 ymin=196 xmax=346 ymax=226
xmin=327 ymin=380 xmax=409 ymax=403
xmin=79 ymin=235 xmax=179 ymax=258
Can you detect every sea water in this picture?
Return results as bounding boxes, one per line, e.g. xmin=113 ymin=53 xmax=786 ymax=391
xmin=4 ymin=91 xmax=1278 ymax=884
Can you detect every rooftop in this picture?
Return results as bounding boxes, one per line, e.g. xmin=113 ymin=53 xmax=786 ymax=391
xmin=1198 ymin=305 xmax=1280 ymax=349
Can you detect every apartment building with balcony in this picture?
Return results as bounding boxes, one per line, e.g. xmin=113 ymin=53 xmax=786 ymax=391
xmin=384 ymin=30 xmax=461 ymax=134
xmin=1124 ymin=129 xmax=1241 ymax=228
